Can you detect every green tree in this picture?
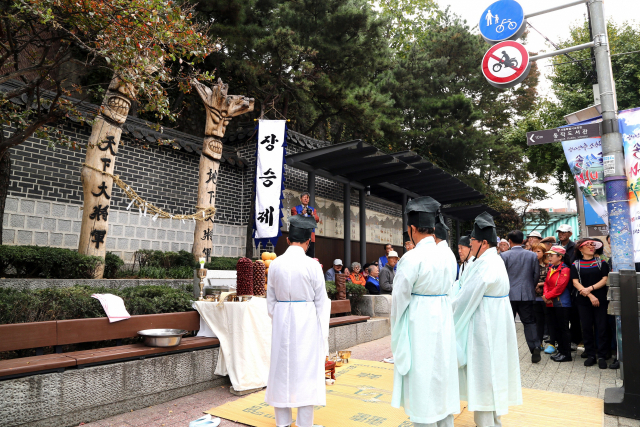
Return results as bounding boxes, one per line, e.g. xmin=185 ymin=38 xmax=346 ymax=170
xmin=182 ymin=0 xmax=397 ymax=143
xmin=0 ymin=0 xmax=216 ymax=242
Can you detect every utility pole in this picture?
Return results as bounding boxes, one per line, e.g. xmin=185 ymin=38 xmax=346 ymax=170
xmin=588 ymin=0 xmax=634 ymax=271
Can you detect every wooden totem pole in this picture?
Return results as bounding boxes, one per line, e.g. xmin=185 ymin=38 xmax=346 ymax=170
xmin=191 ymin=78 xmax=254 ymax=262
xmin=78 ymin=76 xmax=136 ymax=278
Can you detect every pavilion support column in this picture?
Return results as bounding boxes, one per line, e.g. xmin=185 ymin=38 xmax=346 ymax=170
xmin=344 ymin=183 xmax=351 ymax=268
xmin=359 ymin=189 xmax=366 ymax=265
xmin=402 ymin=194 xmax=408 ymax=254
xmin=308 ymin=171 xmax=316 ymax=208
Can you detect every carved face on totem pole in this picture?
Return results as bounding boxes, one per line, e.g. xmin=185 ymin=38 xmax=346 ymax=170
xmin=192 ymin=78 xmax=255 ymax=160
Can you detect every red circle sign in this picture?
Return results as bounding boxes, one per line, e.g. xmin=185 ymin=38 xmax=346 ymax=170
xmin=482 ymin=40 xmax=530 ymax=88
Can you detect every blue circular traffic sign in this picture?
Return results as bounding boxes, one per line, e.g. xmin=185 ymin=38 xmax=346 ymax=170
xmin=479 ymin=0 xmax=526 ymax=44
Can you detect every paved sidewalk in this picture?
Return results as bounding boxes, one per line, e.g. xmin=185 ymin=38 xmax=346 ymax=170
xmin=85 ymin=324 xmax=632 ymax=427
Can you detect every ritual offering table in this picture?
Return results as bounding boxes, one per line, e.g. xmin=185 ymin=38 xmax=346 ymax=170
xmin=193 ymin=297 xmax=272 ymax=392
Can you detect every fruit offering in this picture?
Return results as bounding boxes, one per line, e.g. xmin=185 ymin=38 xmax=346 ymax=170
xmin=236 ymin=257 xmax=254 ymax=296
xmin=253 ymin=260 xmax=266 ymax=296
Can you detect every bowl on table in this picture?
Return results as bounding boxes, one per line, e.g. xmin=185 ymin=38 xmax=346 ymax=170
xmin=138 ymin=329 xmax=187 ymax=347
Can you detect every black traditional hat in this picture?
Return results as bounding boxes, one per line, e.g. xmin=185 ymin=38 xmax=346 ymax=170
xmin=403 ymin=231 xmax=411 ymax=243
xmin=405 ymin=196 xmax=441 ymax=228
xmin=470 ymin=211 xmax=497 ymax=244
xmin=458 ymin=235 xmax=471 ymax=248
xmin=435 ymin=221 xmax=449 ymax=241
xmin=288 ymin=215 xmax=317 ymax=242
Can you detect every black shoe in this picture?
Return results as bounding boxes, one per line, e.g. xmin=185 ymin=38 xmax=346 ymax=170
xmin=599 ymin=358 xmax=608 ymax=369
xmin=550 ymin=353 xmax=562 ymax=361
xmin=581 ymin=352 xmax=589 ymax=358
xmin=609 ymin=359 xmax=620 ymax=369
xmin=532 ymin=347 xmax=542 ymax=363
xmin=553 ymin=354 xmax=573 ymax=363
xmin=584 ymin=357 xmax=597 ymax=366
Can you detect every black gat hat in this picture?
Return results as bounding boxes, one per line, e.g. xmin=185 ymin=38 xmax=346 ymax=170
xmin=288 ymin=215 xmax=317 ymax=241
xmin=470 ymin=211 xmax=498 ymax=245
xmin=405 ymin=196 xmax=442 ymax=229
xmin=435 ymin=220 xmax=449 ymax=241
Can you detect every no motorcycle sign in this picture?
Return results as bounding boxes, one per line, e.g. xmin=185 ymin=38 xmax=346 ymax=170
xmin=481 ymin=40 xmax=531 ymax=89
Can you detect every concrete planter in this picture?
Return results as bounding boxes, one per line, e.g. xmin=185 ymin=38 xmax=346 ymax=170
xmin=354 ymin=295 xmax=393 ymax=318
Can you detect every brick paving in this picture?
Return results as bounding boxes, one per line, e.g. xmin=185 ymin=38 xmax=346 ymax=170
xmin=86 ymin=324 xmax=634 ymax=427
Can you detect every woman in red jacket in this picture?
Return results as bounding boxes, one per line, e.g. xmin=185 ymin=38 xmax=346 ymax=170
xmin=543 ymin=246 xmax=573 ymax=362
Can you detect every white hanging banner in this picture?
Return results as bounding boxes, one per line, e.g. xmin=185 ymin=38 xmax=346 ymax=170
xmin=254 ymin=120 xmax=286 ymax=247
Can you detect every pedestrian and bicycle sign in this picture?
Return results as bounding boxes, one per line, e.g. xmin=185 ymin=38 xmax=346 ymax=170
xmin=481 ymin=40 xmax=531 ymax=89
xmin=479 ymin=0 xmax=526 ymax=44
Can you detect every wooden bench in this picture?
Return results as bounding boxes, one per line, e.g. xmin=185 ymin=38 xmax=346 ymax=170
xmin=329 ymin=300 xmax=369 ymax=327
xmin=0 ymin=311 xmax=219 ymax=380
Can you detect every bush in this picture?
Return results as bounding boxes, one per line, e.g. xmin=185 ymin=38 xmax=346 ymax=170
xmin=0 ymin=285 xmax=195 ymax=324
xmin=104 ymin=252 xmax=124 ymax=279
xmin=324 ymin=280 xmax=365 ymax=311
xmin=0 ymin=246 xmax=103 ymax=279
xmin=134 ymin=249 xmax=197 ymax=270
xmin=204 ymin=257 xmax=240 ymax=271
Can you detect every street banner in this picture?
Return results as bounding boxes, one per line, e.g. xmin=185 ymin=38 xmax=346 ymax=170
xmin=561 ymin=122 xmax=608 ymax=225
xmin=620 ymin=108 xmax=640 ymax=262
xmin=253 ymin=120 xmax=287 ymax=248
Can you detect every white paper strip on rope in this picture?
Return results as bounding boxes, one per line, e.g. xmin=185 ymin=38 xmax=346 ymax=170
xmin=254 ymin=120 xmax=286 ymax=247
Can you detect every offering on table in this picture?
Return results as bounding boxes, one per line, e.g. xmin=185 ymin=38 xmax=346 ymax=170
xmin=253 ymin=260 xmax=267 ymax=296
xmin=236 ymin=257 xmax=254 ymax=296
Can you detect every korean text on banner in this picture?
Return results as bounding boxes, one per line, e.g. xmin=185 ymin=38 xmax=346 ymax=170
xmin=561 ymin=122 xmax=608 ymax=225
xmin=620 ymin=108 xmax=640 ymax=263
xmin=254 ymin=120 xmax=286 ymax=247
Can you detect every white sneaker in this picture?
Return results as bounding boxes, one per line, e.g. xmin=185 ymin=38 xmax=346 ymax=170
xmin=383 ymin=357 xmax=394 ymax=364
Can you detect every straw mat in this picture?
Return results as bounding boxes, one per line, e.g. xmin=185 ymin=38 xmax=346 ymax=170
xmin=206 ymin=359 xmax=603 ymax=427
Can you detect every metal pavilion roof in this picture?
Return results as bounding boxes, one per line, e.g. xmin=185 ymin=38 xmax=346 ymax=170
xmin=285 ymin=141 xmax=484 ymax=205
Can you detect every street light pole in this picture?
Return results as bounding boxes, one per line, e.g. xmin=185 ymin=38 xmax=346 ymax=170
xmin=589 ymin=0 xmax=634 ymax=271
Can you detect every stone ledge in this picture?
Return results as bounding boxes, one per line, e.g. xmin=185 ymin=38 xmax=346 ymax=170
xmin=1 ymin=348 xmax=228 ymax=427
xmin=328 ymin=317 xmax=390 ymax=353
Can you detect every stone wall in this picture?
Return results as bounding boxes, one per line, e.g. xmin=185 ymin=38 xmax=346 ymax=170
xmin=0 ymin=348 xmax=227 ymax=427
xmin=0 ymin=277 xmax=191 ymax=290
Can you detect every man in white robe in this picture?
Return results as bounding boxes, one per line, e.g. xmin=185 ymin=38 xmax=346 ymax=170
xmin=435 ymin=221 xmax=458 ymax=284
xmin=265 ymin=215 xmax=330 ymax=427
xmin=451 ymin=234 xmax=473 ymax=297
xmin=391 ymin=197 xmax=459 ymax=427
xmin=452 ymin=212 xmax=522 ymax=427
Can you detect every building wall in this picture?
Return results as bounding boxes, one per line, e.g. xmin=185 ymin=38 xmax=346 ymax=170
xmin=3 ymin=121 xmax=404 ymax=261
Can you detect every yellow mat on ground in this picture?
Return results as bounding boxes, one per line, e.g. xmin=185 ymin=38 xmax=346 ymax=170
xmin=206 ymin=359 xmax=603 ymax=427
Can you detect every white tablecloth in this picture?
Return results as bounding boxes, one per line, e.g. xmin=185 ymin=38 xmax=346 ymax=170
xmin=193 ymin=298 xmax=272 ymax=391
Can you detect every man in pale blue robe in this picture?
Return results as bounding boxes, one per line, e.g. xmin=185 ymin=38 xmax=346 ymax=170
xmin=452 ymin=212 xmax=522 ymax=427
xmin=391 ymin=197 xmax=459 ymax=427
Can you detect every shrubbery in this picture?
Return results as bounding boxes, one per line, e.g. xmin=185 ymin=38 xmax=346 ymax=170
xmin=104 ymin=252 xmax=125 ymax=279
xmin=134 ymin=249 xmax=196 ymax=270
xmin=325 ymin=280 xmax=366 ymax=310
xmin=204 ymin=257 xmax=240 ymax=271
xmin=0 ymin=246 xmax=103 ymax=279
xmin=0 ymin=284 xmax=195 ymax=324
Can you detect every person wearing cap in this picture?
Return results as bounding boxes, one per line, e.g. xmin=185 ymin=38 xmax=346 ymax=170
xmin=380 ymin=251 xmax=399 ymax=294
xmin=497 ymin=239 xmax=510 ymax=253
xmin=571 ymin=238 xmax=610 ymax=368
xmin=542 ymin=245 xmax=572 ymax=362
xmin=500 ymin=230 xmax=542 ymax=363
xmin=540 ymin=236 xmax=556 ymax=251
xmin=436 ymin=221 xmax=459 ymax=283
xmin=527 ymin=231 xmax=542 ymax=247
xmin=452 ymin=212 xmax=522 ymax=427
xmin=404 ymin=231 xmax=415 ymax=251
xmin=324 ymin=259 xmax=343 ymax=281
xmin=379 ymin=244 xmax=397 ymax=272
xmin=265 ymin=215 xmax=330 ymax=427
xmin=291 ymin=192 xmax=320 ymax=258
xmin=556 ymin=223 xmax=581 ymax=350
xmin=391 ymin=196 xmax=459 ymax=427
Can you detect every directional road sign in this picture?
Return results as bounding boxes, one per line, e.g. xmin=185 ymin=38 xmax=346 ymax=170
xmin=482 ymin=40 xmax=531 ymax=89
xmin=526 ymin=122 xmax=602 ymax=146
xmin=479 ymin=0 xmax=526 ymax=44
